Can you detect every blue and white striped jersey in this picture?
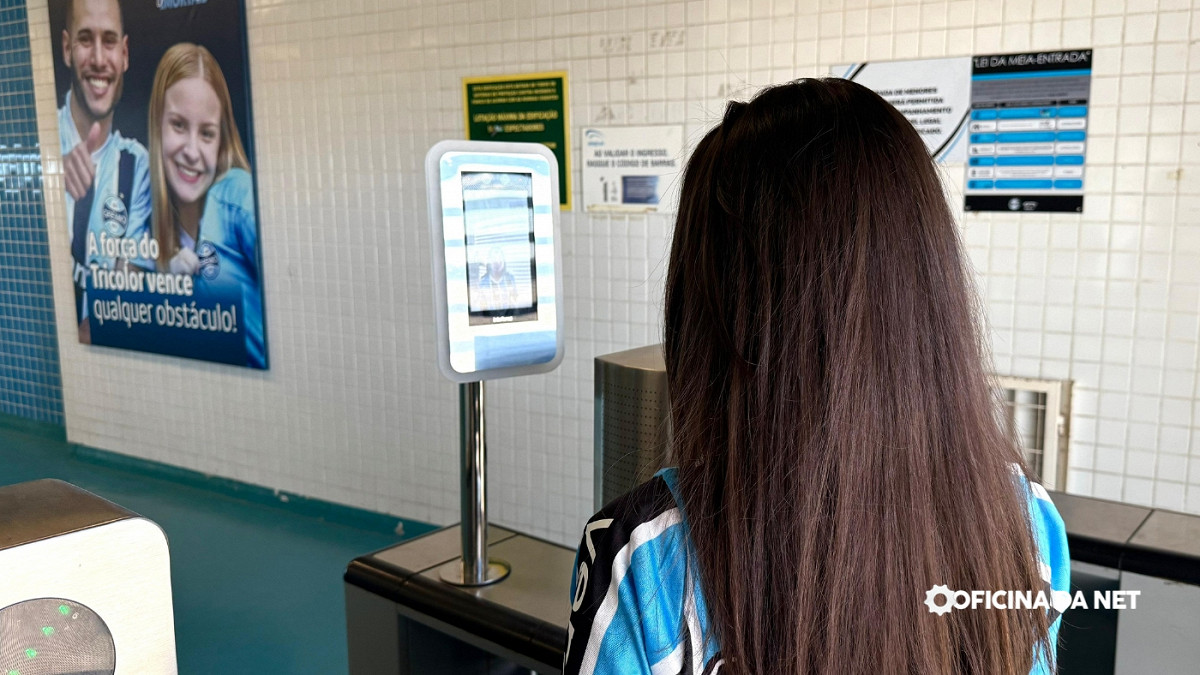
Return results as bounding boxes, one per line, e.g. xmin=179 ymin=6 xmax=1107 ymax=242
xmin=565 ymin=467 xmax=1069 ymax=675
xmin=58 ymin=92 xmax=152 ymax=271
xmin=565 ymin=469 xmax=722 ymax=675
xmin=59 ymin=93 xmax=152 ymax=322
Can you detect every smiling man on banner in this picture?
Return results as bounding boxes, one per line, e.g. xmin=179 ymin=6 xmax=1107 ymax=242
xmin=58 ymin=0 xmax=152 ymax=342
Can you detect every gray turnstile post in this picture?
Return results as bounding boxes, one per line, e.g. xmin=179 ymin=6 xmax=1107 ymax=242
xmin=439 ymin=381 xmax=509 ymax=586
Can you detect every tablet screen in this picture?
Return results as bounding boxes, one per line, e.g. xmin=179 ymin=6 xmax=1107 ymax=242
xmin=461 ymin=171 xmax=538 ymax=325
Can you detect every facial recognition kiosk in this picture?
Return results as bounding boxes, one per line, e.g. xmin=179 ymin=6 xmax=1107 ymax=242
xmin=427 ymin=140 xmax=565 ymax=587
xmin=426 ymin=141 xmax=564 ymax=384
xmin=344 ymin=141 xmax=573 ymax=674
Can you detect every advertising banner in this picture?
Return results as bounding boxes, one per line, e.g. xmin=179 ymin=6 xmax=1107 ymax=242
xmin=48 ymin=0 xmax=267 ymax=368
xmin=463 ymin=72 xmax=571 ymax=209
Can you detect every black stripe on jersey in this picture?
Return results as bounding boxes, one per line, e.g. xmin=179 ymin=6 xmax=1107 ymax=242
xmin=700 ymin=654 xmax=725 ymax=675
xmin=679 ymin=621 xmax=724 ymax=675
xmin=563 ymin=474 xmax=679 ymax=674
xmin=1044 ymin=580 xmax=1062 ymax=623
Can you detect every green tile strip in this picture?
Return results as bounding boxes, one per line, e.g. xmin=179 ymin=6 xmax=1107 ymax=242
xmin=0 ymin=413 xmax=66 ymax=442
xmin=70 ymin=444 xmax=438 ymax=538
xmin=0 ymin=410 xmax=434 ymax=537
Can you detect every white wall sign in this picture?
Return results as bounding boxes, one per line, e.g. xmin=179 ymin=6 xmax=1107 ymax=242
xmin=581 ymin=125 xmax=684 ymax=213
xmin=833 ymin=57 xmax=973 ymax=164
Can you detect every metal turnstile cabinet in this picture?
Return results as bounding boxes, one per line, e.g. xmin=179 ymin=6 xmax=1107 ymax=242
xmin=345 ymin=525 xmax=574 ymax=674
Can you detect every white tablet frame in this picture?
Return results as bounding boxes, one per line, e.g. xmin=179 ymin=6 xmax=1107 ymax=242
xmin=426 ymin=140 xmax=565 ymax=382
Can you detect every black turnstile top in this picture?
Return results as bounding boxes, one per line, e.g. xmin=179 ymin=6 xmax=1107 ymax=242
xmin=345 ymin=493 xmax=1200 ymax=674
xmin=345 ymin=525 xmax=573 ymax=673
xmin=1049 ymin=490 xmax=1200 ymax=586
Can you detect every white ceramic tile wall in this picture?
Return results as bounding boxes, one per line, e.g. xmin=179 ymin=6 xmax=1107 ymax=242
xmin=23 ymin=0 xmax=1200 ymax=545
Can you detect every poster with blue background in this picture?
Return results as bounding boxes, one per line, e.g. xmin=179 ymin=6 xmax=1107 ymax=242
xmin=964 ymin=49 xmax=1092 ymax=213
xmin=48 ymin=0 xmax=266 ymax=369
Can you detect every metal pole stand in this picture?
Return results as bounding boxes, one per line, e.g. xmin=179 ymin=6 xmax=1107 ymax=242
xmin=439 ymin=381 xmax=510 ymax=586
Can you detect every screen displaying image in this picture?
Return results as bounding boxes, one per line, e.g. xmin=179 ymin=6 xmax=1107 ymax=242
xmin=462 ymin=172 xmax=538 ymax=325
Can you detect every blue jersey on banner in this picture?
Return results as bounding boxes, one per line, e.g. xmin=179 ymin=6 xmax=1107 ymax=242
xmin=59 ymin=92 xmax=153 ymax=319
xmin=192 ymin=168 xmax=265 ymax=369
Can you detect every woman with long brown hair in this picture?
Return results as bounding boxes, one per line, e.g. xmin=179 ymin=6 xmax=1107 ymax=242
xmin=565 ymin=78 xmax=1068 ymax=674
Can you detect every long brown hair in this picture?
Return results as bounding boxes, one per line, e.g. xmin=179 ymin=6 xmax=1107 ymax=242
xmin=664 ymin=79 xmax=1052 ymax=674
xmin=148 ymin=43 xmax=250 ymax=271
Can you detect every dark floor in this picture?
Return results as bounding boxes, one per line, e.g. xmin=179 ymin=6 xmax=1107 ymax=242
xmin=0 ymin=420 xmax=430 ymax=674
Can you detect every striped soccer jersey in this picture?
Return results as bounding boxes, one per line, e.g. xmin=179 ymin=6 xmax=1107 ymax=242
xmin=58 ymin=92 xmax=153 ymax=271
xmin=59 ymin=93 xmax=152 ymax=322
xmin=565 ymin=467 xmax=1069 ymax=675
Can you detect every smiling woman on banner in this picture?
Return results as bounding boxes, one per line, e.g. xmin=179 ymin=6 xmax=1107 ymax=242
xmin=148 ymin=43 xmax=264 ymax=368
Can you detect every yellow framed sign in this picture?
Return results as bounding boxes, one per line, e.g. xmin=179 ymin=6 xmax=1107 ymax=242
xmin=463 ymin=72 xmax=571 ymax=210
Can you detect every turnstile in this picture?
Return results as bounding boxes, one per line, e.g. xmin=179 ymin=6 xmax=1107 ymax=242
xmin=345 ymin=525 xmax=573 ymax=674
xmin=345 ymin=345 xmax=1200 ymax=673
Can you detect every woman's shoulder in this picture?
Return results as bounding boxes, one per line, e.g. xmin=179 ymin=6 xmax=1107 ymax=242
xmin=1012 ymin=465 xmax=1070 ymax=592
xmin=567 ymin=471 xmax=697 ymax=673
xmin=574 ymin=470 xmax=689 ymax=584
xmin=586 ymin=470 xmax=681 ymax=539
xmin=210 ymin=168 xmax=254 ymax=207
xmin=1012 ymin=465 xmax=1065 ymax=528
